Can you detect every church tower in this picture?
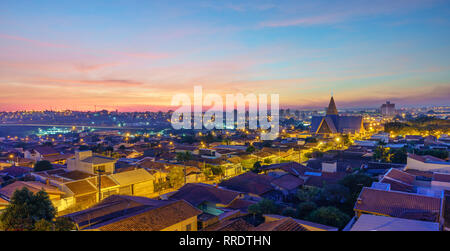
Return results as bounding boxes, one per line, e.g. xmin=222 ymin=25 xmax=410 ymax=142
xmin=326 ymin=96 xmax=338 ymax=115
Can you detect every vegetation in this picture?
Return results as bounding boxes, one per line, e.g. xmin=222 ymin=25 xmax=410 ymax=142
xmin=290 ymin=173 xmax=373 ymax=228
xmin=251 ymin=161 xmax=262 ymax=173
xmin=167 ymin=165 xmax=185 ymax=188
xmin=373 ymin=146 xmax=407 ymax=164
xmin=0 ymin=187 xmax=74 ymax=231
xmin=384 ymin=117 xmax=450 ymax=135
xmin=248 ymin=199 xmax=279 ymax=215
xmin=246 ymin=145 xmax=256 ymax=153
xmin=306 ymin=206 xmax=350 ymax=229
xmin=34 ymin=160 xmax=53 ymax=172
xmin=414 ymin=149 xmax=448 ymax=160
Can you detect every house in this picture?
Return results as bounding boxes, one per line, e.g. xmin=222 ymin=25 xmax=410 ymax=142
xmin=262 ymin=162 xmax=314 ymax=178
xmin=219 ymin=172 xmax=279 ymax=200
xmin=406 ymin=153 xmax=450 ymax=173
xmin=262 ymin=214 xmax=338 ymax=231
xmin=253 ymin=217 xmax=308 ymax=231
xmin=201 ymin=217 xmax=254 ymax=231
xmin=349 ymin=214 xmax=439 ymax=231
xmin=168 ymin=183 xmax=244 ymax=216
xmin=67 ymin=150 xmax=116 ymax=175
xmin=379 ymin=168 xmax=416 ymax=193
xmin=270 ymin=174 xmax=305 ymax=196
xmin=42 ymin=153 xmax=74 ymax=165
xmin=0 ymin=166 xmax=33 ymax=180
xmin=61 ymin=179 xmax=98 ymax=210
xmin=354 ymin=187 xmax=442 ymax=222
xmin=310 ymin=96 xmax=364 ymax=134
xmin=0 ymin=181 xmax=65 ymax=211
xmin=431 ymin=173 xmax=450 ymax=191
xmin=24 ymin=146 xmax=59 ymax=162
xmin=63 ymin=195 xmax=202 ymax=231
xmin=110 ymin=168 xmax=155 ymax=197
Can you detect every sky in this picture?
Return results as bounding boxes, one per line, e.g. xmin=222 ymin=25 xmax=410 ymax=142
xmin=0 ymin=0 xmax=449 ymax=112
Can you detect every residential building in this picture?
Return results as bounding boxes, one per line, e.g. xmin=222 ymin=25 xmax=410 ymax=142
xmin=67 ymin=150 xmax=116 ymax=175
xmin=63 ymin=195 xmax=202 ymax=231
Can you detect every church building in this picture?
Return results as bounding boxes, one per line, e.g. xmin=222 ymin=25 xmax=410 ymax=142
xmin=310 ymin=96 xmax=364 ymax=134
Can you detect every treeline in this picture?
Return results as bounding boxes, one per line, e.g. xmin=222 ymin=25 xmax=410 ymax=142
xmin=384 ymin=117 xmax=450 ymax=135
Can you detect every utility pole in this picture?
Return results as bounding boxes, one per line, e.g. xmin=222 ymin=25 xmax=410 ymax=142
xmin=95 ymin=167 xmax=105 ymax=202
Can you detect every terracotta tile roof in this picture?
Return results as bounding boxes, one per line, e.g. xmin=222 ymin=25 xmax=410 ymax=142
xmin=0 ymin=181 xmax=64 ymax=199
xmin=379 ymin=168 xmax=416 ymax=193
xmin=408 ymin=153 xmax=448 ymax=164
xmin=97 ymin=200 xmax=201 ymax=231
xmin=110 ymin=169 xmax=154 ymax=186
xmin=81 ymin=155 xmax=116 ymax=165
xmin=355 ymin=187 xmax=441 ymax=222
xmin=0 ymin=166 xmax=33 ymax=177
xmin=271 ymin=174 xmax=305 ymax=191
xmin=64 ymin=179 xmax=97 ymax=196
xmin=219 ymin=172 xmax=275 ymax=196
xmin=202 ymin=217 xmax=254 ymax=231
xmin=225 ymin=199 xmax=257 ymax=211
xmin=404 ymin=169 xmax=434 ymax=178
xmin=58 ymin=170 xmax=95 ymax=180
xmin=262 ymin=162 xmax=314 ymax=177
xmin=379 ymin=177 xmax=414 ymax=193
xmin=64 ymin=195 xmax=202 ymax=231
xmin=87 ymin=176 xmax=118 ymax=189
xmin=253 ymin=217 xmax=308 ymax=231
xmin=263 ymin=214 xmax=338 ymax=231
xmin=385 ymin=169 xmax=415 ymax=185
xmin=32 ymin=146 xmax=59 ymax=156
xmin=43 ymin=153 xmax=74 ymax=162
xmin=433 ymin=173 xmax=450 ymax=183
xmin=169 ymin=183 xmax=242 ymax=206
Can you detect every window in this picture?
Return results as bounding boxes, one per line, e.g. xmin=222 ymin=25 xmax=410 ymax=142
xmin=94 ymin=165 xmax=106 ymax=173
xmin=185 ymin=224 xmax=192 ymax=231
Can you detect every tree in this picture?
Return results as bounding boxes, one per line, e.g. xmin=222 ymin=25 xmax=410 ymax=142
xmin=176 ymin=151 xmax=193 ymax=185
xmin=319 ymin=184 xmax=351 ymax=206
xmin=373 ymin=145 xmax=390 ymax=162
xmin=251 ymin=161 xmax=262 ymax=173
xmin=416 ymin=149 xmax=448 ymax=160
xmin=0 ymin=187 xmax=56 ymax=231
xmin=34 ymin=160 xmax=53 ymax=172
xmin=33 ymin=219 xmax=54 ymax=231
xmin=248 ymin=199 xmax=279 ymax=215
xmin=167 ymin=165 xmax=185 ymax=188
xmin=339 ymin=174 xmax=374 ymax=200
xmin=296 ymin=186 xmax=322 ymax=203
xmin=296 ymin=201 xmax=317 ymax=219
xmin=54 ymin=217 xmax=76 ymax=231
xmin=390 ymin=148 xmax=407 ymax=164
xmin=281 ymin=207 xmax=297 ymax=218
xmin=246 ymin=145 xmax=256 ymax=153
xmin=263 ymin=158 xmax=272 ymax=164
xmin=306 ymin=206 xmax=350 ymax=229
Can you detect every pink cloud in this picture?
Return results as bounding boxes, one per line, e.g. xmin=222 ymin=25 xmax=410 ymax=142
xmin=0 ymin=34 xmax=69 ymax=48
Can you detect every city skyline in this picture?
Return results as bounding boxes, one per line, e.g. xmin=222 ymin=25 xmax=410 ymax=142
xmin=1 ymin=0 xmax=450 ymax=112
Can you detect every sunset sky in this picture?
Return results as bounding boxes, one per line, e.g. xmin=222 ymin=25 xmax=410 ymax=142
xmin=1 ymin=0 xmax=449 ymax=111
